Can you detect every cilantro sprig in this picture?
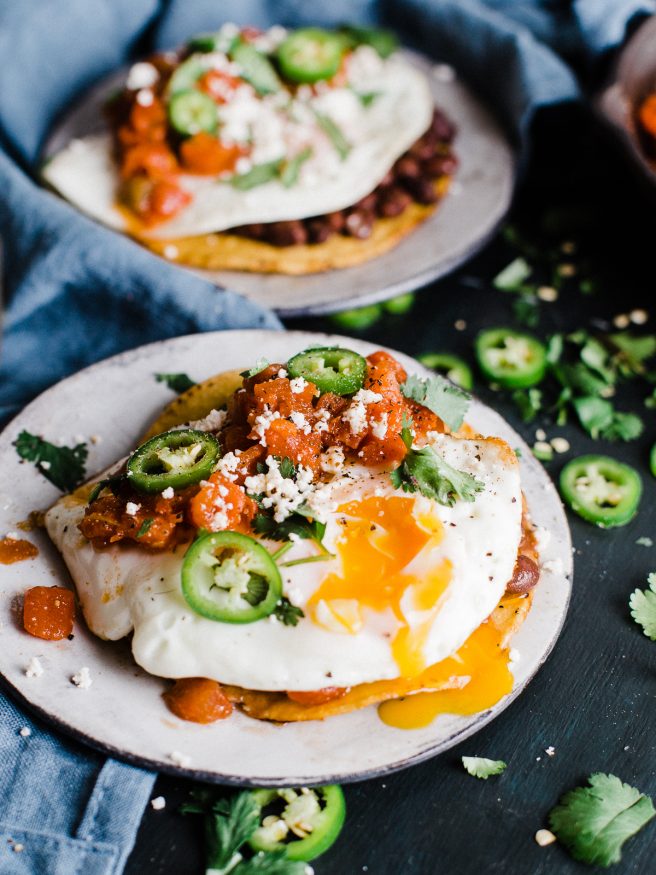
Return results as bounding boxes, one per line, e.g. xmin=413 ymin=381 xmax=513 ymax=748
xmin=629 ymin=572 xmax=656 ymax=641
xmin=181 ymin=789 xmax=315 ymax=874
xmin=462 ymin=757 xmax=507 ymax=779
xmin=155 ymin=372 xmax=196 ymax=393
xmin=14 ymin=430 xmax=88 ymax=492
xmin=390 ymin=425 xmax=483 ymax=507
xmin=401 ymin=372 xmax=470 ymax=432
xmin=548 ymin=774 xmax=656 ymax=867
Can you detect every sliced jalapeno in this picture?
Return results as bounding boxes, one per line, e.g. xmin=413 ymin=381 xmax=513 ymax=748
xmin=330 ymin=305 xmax=382 ymax=331
xmin=168 ymin=89 xmax=218 ymax=136
xmin=126 ymin=429 xmax=220 ymax=494
xmin=167 ymin=57 xmax=205 ymax=94
xmin=230 ymin=41 xmax=282 ymax=94
xmin=650 ymin=443 xmax=656 ymax=478
xmin=182 ymin=531 xmax=282 ymax=623
xmin=338 ymin=24 xmax=399 ymax=58
xmin=277 ymin=28 xmax=345 ymax=84
xmin=418 ymin=353 xmax=474 ymax=390
xmin=287 ymin=347 xmax=367 ymax=395
xmin=475 ymin=328 xmax=547 ymax=389
xmin=248 ymin=785 xmax=346 ymax=861
xmin=560 ymin=455 xmax=642 ymax=528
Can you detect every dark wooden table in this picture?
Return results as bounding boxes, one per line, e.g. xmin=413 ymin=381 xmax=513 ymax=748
xmin=125 ymin=107 xmax=656 ymax=874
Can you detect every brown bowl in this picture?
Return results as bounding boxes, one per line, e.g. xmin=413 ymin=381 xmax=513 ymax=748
xmin=598 ymin=16 xmax=656 ymax=181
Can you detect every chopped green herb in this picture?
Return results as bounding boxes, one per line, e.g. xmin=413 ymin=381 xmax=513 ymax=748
xmin=136 ymin=518 xmax=154 ymax=538
xmin=493 ymin=257 xmax=532 ymax=291
xmin=252 ymin=512 xmax=328 ymax=554
xmin=231 ymin=160 xmax=283 ymax=190
xmin=14 ymin=431 xmax=88 ymax=492
xmin=391 ymin=427 xmax=483 ymax=506
xmin=355 ymin=90 xmax=381 ymax=107
xmin=280 ymin=147 xmax=313 ymax=188
xmin=548 ymin=774 xmax=656 ymax=867
xmin=629 ymin=572 xmax=656 ymax=641
xmin=401 ymin=373 xmax=470 ymax=432
xmin=273 ymin=597 xmax=305 ymax=626
xmin=462 ymin=757 xmax=507 ymax=779
xmin=88 ymin=476 xmax=124 ymax=503
xmin=206 ymin=791 xmax=261 ymax=873
xmin=609 ymin=333 xmax=656 ymax=375
xmin=314 ymin=111 xmax=350 ymax=160
xmin=511 ymin=388 xmax=543 ymax=422
xmin=572 ymin=397 xmax=643 ymax=442
xmin=512 ymin=293 xmax=540 ymax=328
xmin=155 ymin=372 xmax=196 ymax=393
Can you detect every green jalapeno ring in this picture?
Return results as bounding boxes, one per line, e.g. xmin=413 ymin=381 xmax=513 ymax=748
xmin=248 ymin=785 xmax=346 ymax=861
xmin=287 ymin=347 xmax=367 ymax=395
xmin=559 ymin=454 xmax=642 ymax=528
xmin=126 ymin=428 xmax=220 ymax=494
xmin=167 ymin=56 xmax=206 ymax=95
xmin=475 ymin=328 xmax=547 ymax=389
xmin=182 ymin=531 xmax=282 ymax=623
xmin=168 ymin=89 xmax=218 ymax=136
xmin=277 ymin=28 xmax=345 ymax=84
xmin=417 ymin=353 xmax=474 ymax=391
xmin=650 ymin=443 xmax=656 ymax=479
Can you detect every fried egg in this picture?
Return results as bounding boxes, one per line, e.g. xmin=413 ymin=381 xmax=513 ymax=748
xmin=45 ymin=433 xmax=522 ymax=691
xmin=41 ymin=47 xmax=434 ymax=240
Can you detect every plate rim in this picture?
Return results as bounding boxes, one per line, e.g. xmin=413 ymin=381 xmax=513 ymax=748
xmin=0 ymin=329 xmax=572 ymax=786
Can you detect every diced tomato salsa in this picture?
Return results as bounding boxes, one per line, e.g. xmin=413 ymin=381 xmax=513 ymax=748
xmin=163 ymin=677 xmax=233 ymax=723
xmin=79 ymin=351 xmax=447 ymax=551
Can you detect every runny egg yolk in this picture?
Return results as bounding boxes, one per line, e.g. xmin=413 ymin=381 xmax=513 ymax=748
xmin=378 ymin=599 xmax=520 ymax=730
xmin=308 ymin=495 xmax=452 ymax=677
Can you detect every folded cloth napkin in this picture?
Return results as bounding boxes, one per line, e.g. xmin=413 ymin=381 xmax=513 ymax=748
xmin=0 ymin=1 xmax=653 ymax=872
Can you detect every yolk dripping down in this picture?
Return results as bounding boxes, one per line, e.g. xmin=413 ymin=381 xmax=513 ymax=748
xmin=308 ymin=495 xmax=452 ymax=677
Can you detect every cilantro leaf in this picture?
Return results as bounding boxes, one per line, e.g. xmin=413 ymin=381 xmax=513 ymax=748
xmin=252 ymin=512 xmax=324 ymax=545
xmin=231 ymin=160 xmax=283 ymax=191
xmin=579 ymin=337 xmax=616 ymax=385
xmin=572 ymin=397 xmax=643 ymax=441
xmin=274 ymin=597 xmax=305 ymax=626
xmin=155 ymin=372 xmax=196 ymax=393
xmin=629 ymin=573 xmax=656 ymax=641
xmin=277 ymin=456 xmax=296 ymax=480
xmin=280 ymin=146 xmax=313 ymax=188
xmin=512 ymin=293 xmax=539 ymax=328
xmin=14 ymin=430 xmax=88 ymax=492
xmin=609 ymin=333 xmax=656 ymax=375
xmin=206 ymin=791 xmax=261 ymax=872
xmin=232 ymin=852 xmax=306 ymax=874
xmin=511 ymin=387 xmax=542 ymax=422
xmin=493 ymin=257 xmax=532 ymax=291
xmin=88 ymin=475 xmax=124 ymax=503
xmin=391 ymin=443 xmax=483 ymax=507
xmin=401 ymin=373 xmax=470 ymax=432
xmin=462 ymin=757 xmax=507 ymax=779
xmin=355 ymin=90 xmax=381 ymax=107
xmin=548 ymin=773 xmax=656 ymax=867
xmin=314 ymin=111 xmax=351 ymax=160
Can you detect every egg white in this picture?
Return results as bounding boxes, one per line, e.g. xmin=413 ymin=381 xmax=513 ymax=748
xmin=45 ymin=433 xmax=523 ymax=691
xmin=41 ymin=51 xmax=434 ymax=240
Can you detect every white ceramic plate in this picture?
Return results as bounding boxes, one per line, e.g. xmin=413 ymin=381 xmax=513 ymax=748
xmin=0 ymin=331 xmax=571 ymax=785
xmin=42 ymin=53 xmax=515 ymax=317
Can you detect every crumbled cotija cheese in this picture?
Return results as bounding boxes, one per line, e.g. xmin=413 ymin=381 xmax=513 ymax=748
xmin=216 ymin=452 xmax=241 ymax=482
xmin=370 ymin=412 xmax=389 ymax=439
xmin=252 ymin=407 xmax=282 ymax=446
xmin=320 ymin=446 xmax=345 ymax=475
xmin=244 ymin=456 xmax=314 ymax=522
xmin=289 ymin=411 xmax=312 ymax=435
xmin=342 ymin=389 xmax=382 ymax=435
xmin=289 ymin=377 xmax=309 ymax=394
xmin=25 ymin=657 xmax=43 ymax=678
xmin=125 ymin=502 xmax=141 ymax=516
xmin=150 ymin=796 xmax=166 ymax=810
xmin=161 ymin=487 xmax=174 ymax=500
xmin=71 ymin=667 xmax=92 ymax=689
xmin=189 ymin=408 xmax=228 ymax=433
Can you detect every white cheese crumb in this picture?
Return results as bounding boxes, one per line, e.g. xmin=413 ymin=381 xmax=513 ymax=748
xmin=12 ymin=843 xmax=24 ymax=853
xmin=71 ymin=667 xmax=92 ymax=689
xmin=320 ymin=446 xmax=345 ymax=475
xmin=289 ymin=376 xmax=308 ymax=394
xmin=508 ymin=648 xmax=520 ymax=664
xmin=150 ymin=796 xmax=166 ymax=810
xmin=550 ymin=437 xmax=570 ymax=454
xmin=216 ymin=452 xmax=241 ymax=482
xmin=170 ymin=750 xmax=192 ymax=768
xmin=342 ymin=389 xmax=382 ymax=436
xmin=370 ymin=412 xmax=389 ymax=440
xmin=25 ymin=657 xmax=43 ymax=678
xmin=125 ymin=502 xmax=141 ymax=516
xmin=535 ymin=428 xmax=547 ymax=441
xmin=252 ymin=407 xmax=282 ymax=446
xmin=5 ymin=531 xmax=20 ymax=541
xmin=163 ymin=244 xmax=179 ymax=260
xmin=535 ymin=829 xmax=557 ymax=847
xmin=126 ymin=61 xmax=159 ymax=90
xmin=189 ymin=408 xmax=228 ymax=433
xmin=19 ymin=727 xmax=31 ymax=737
xmin=135 ymin=88 xmax=154 ymax=107
xmin=545 ymin=746 xmax=556 ymax=757
xmin=277 ymin=368 xmax=288 ymax=378
xmin=244 ymin=456 xmax=314 ymax=522
xmin=289 ymin=411 xmax=312 ymax=435
xmin=161 ymin=487 xmax=174 ymax=500
xmin=40 ymin=460 xmax=52 ymax=470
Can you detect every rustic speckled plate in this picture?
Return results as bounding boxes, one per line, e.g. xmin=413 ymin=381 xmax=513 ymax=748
xmin=0 ymin=331 xmax=570 ymax=785
xmin=42 ymin=53 xmax=515 ymax=317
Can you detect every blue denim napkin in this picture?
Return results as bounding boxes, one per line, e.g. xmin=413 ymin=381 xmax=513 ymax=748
xmin=0 ymin=1 xmax=653 ymax=873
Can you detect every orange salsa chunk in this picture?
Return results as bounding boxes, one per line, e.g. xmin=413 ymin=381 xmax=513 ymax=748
xmin=0 ymin=537 xmax=38 ymax=565
xmin=163 ymin=677 xmax=233 ymax=723
xmin=23 ymin=586 xmax=75 ymax=641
